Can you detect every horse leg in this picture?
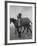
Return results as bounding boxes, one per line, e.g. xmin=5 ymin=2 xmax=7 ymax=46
xmin=28 ymin=27 xmax=32 ymax=33
xmin=27 ymin=27 xmax=32 ymax=33
xmin=27 ymin=28 xmax=29 ymax=32
xmin=17 ymin=27 xmax=21 ymax=38
xmin=22 ymin=26 xmax=26 ymax=33
xmin=18 ymin=31 xmax=21 ymax=38
xmin=15 ymin=27 xmax=17 ymax=34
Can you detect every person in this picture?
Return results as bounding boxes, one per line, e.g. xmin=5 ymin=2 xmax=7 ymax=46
xmin=17 ymin=13 xmax=22 ymax=26
xmin=17 ymin=13 xmax=22 ymax=37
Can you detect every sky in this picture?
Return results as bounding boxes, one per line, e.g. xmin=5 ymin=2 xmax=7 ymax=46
xmin=10 ymin=6 xmax=32 ymax=21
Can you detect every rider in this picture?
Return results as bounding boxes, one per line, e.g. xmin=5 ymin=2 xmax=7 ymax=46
xmin=17 ymin=13 xmax=22 ymax=27
xmin=17 ymin=13 xmax=22 ymax=37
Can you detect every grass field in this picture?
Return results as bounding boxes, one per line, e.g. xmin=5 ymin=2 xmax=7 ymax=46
xmin=10 ymin=23 xmax=32 ymax=40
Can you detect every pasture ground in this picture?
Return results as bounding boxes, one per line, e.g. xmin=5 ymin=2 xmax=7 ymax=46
xmin=10 ymin=24 xmax=32 ymax=40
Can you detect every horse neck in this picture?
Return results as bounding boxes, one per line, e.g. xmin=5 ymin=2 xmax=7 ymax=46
xmin=12 ymin=20 xmax=15 ymax=24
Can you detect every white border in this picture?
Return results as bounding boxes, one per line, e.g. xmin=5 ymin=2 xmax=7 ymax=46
xmin=7 ymin=3 xmax=35 ymax=43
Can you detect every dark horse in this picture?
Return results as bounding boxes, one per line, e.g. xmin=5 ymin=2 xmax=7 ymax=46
xmin=20 ymin=17 xmax=32 ymax=33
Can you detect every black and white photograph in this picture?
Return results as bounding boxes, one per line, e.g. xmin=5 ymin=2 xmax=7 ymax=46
xmin=5 ymin=1 xmax=36 ymax=45
xmin=10 ymin=5 xmax=32 ymax=40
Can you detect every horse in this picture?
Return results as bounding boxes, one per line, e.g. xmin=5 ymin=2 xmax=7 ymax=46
xmin=10 ymin=17 xmax=32 ymax=38
xmin=10 ymin=18 xmax=19 ymax=32
xmin=20 ymin=17 xmax=32 ymax=33
xmin=10 ymin=18 xmax=22 ymax=38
